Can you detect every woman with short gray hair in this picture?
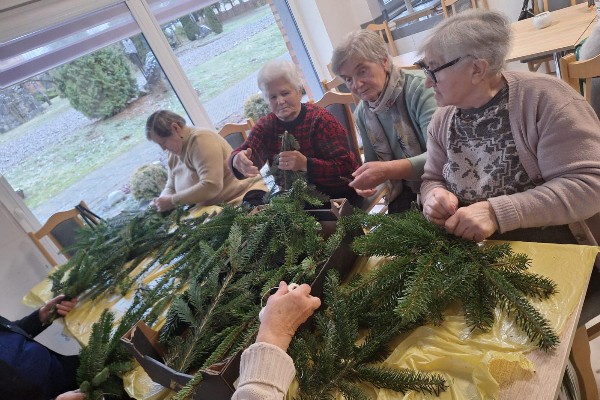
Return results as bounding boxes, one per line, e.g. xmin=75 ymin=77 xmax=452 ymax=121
xmin=419 ymin=9 xmax=600 ymax=249
xmin=257 ymin=59 xmax=303 ymax=92
xmin=229 ymin=59 xmax=360 ymax=204
xmin=332 ymin=29 xmax=436 ymax=213
xmin=420 ymin=10 xmax=511 ymax=76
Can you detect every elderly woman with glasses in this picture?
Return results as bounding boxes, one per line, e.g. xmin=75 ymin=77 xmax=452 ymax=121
xmin=332 ymin=30 xmax=437 ymax=213
xmin=146 ymin=110 xmax=267 ymax=212
xmin=419 ymin=10 xmax=600 ymax=247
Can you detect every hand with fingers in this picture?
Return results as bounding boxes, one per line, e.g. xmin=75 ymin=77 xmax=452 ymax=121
xmin=444 ymin=201 xmax=499 ymax=243
xmin=349 ymin=161 xmax=390 ymax=192
xmin=234 ymin=148 xmax=261 ymax=177
xmin=257 ymin=281 xmax=321 ymax=351
xmin=278 ymin=150 xmax=307 ymax=172
xmin=422 ymin=187 xmax=459 ymax=226
xmin=39 ymin=295 xmax=78 ymax=325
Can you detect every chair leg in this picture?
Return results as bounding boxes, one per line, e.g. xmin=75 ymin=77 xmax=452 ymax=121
xmin=570 ymin=325 xmax=600 ymax=400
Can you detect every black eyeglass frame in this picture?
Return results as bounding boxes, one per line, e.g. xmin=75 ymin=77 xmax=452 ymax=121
xmin=414 ymin=55 xmax=472 ymax=84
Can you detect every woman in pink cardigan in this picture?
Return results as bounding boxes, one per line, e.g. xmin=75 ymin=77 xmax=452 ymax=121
xmin=417 ymin=10 xmax=600 ymax=247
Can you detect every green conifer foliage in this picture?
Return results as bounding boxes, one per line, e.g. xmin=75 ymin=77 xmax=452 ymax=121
xmin=290 ymin=272 xmax=448 ymax=399
xmin=180 ymin=15 xmax=199 ymax=41
xmin=347 ymin=210 xmax=559 ymax=350
xmin=53 ymin=45 xmax=137 ymax=119
xmin=203 ymin=6 xmax=223 ymax=34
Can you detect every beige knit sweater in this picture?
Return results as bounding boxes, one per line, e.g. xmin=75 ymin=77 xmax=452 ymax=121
xmin=231 ymin=342 xmax=295 ymax=400
xmin=161 ymin=126 xmax=267 ymax=206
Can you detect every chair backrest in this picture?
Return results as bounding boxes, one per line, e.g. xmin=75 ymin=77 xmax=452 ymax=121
xmin=314 ymin=91 xmax=362 ymax=164
xmin=218 ymin=118 xmax=255 ymax=149
xmin=440 ymin=0 xmax=489 ymax=18
xmin=534 ymin=0 xmax=578 ymax=13
xmin=365 ymin=21 xmax=398 ymax=57
xmin=560 ymin=52 xmax=600 ymax=103
xmin=28 ymin=200 xmax=90 ymax=266
xmin=321 ymin=75 xmax=345 ymax=92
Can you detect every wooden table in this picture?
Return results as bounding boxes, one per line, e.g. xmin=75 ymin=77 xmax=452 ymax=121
xmin=507 ymin=3 xmax=597 ymax=76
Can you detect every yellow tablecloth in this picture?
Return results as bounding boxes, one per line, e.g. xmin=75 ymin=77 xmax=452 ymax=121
xmin=24 ymin=236 xmax=598 ymax=399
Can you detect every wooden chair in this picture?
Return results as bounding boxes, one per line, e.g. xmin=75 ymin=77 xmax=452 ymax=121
xmin=560 ymin=52 xmax=600 ymax=103
xmin=314 ymin=91 xmax=362 ymax=164
xmin=440 ymin=0 xmax=489 ymax=18
xmin=570 ymin=322 xmax=600 ymax=400
xmin=28 ymin=200 xmax=91 ymax=266
xmin=321 ymin=74 xmax=345 ymax=93
xmin=366 ymin=21 xmax=398 ymax=57
xmin=533 ymin=0 xmax=578 ymax=14
xmin=218 ymin=118 xmax=255 ymax=149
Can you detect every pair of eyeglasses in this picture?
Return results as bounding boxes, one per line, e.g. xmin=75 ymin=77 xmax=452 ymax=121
xmin=414 ymin=55 xmax=472 ymax=84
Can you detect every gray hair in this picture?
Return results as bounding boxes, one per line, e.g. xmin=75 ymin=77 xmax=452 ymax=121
xmin=257 ymin=59 xmax=303 ymax=94
xmin=145 ymin=110 xmax=186 ymax=139
xmin=331 ymin=30 xmax=389 ymax=76
xmin=419 ymin=9 xmax=512 ymax=74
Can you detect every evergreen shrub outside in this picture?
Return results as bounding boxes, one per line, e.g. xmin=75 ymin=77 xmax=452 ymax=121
xmin=53 ymin=46 xmax=138 ymax=119
xmin=130 ymin=164 xmax=168 ymax=201
xmin=243 ymin=94 xmax=270 ymax=122
xmin=204 ymin=6 xmax=223 ymax=35
xmin=180 ymin=15 xmax=199 ymax=41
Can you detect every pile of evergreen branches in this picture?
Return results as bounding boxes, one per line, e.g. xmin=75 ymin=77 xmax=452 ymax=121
xmin=288 ymin=210 xmax=559 ymax=399
xmin=57 ymin=184 xmax=559 ymax=400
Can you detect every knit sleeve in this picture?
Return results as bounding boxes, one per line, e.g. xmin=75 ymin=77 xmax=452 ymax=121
xmin=228 ymin=114 xmax=277 ymax=179
xmin=13 ymin=310 xmax=46 ymax=338
xmin=172 ymin=133 xmax=225 ymax=205
xmin=404 ymin=71 xmax=437 ymax=177
xmin=304 ymin=106 xmax=360 ymax=188
xmin=489 ymin=75 xmax=600 ymax=232
xmin=160 ymin=154 xmax=176 ymax=196
xmin=231 ymin=342 xmax=296 ymax=400
xmin=420 ymin=107 xmax=454 ymax=202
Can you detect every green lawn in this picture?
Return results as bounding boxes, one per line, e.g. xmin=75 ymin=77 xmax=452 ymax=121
xmin=189 ymin=23 xmax=287 ymax=101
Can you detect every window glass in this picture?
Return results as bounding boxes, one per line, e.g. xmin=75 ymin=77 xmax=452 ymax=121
xmin=148 ymin=0 xmax=288 ymax=127
xmin=0 ymin=32 xmax=186 ymax=222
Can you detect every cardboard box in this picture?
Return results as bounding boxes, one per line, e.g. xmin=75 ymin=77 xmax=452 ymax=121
xmin=121 ymin=198 xmax=360 ymax=398
xmin=121 ymin=320 xmax=241 ymax=400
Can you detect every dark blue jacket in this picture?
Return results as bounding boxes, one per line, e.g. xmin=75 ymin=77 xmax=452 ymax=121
xmin=0 ymin=311 xmax=78 ymax=400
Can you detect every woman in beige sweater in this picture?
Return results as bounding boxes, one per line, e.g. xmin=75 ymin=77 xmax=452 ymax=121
xmin=146 ymin=110 xmax=267 ymax=212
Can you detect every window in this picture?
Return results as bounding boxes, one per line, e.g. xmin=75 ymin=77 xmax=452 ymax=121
xmin=0 ymin=0 xmax=315 ymax=223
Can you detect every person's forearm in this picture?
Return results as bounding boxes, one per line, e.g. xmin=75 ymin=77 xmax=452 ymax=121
xmin=384 ymin=158 xmax=417 ymax=181
xmin=232 ymin=343 xmax=296 ymax=400
xmin=14 ymin=310 xmax=46 ymax=337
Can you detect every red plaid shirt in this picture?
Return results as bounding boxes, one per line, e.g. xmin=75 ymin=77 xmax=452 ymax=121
xmin=229 ymin=103 xmax=360 ymax=199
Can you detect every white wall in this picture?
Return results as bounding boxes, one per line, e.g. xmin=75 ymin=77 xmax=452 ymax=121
xmin=289 ymin=0 xmax=384 ymax=80
xmin=291 ymin=0 xmax=529 ymax=82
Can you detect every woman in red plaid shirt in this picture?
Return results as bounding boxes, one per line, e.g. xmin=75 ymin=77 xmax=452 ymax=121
xmin=228 ymin=59 xmax=361 ymax=206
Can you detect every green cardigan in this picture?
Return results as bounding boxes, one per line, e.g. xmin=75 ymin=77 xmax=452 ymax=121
xmin=354 ymin=69 xmax=436 ymax=180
